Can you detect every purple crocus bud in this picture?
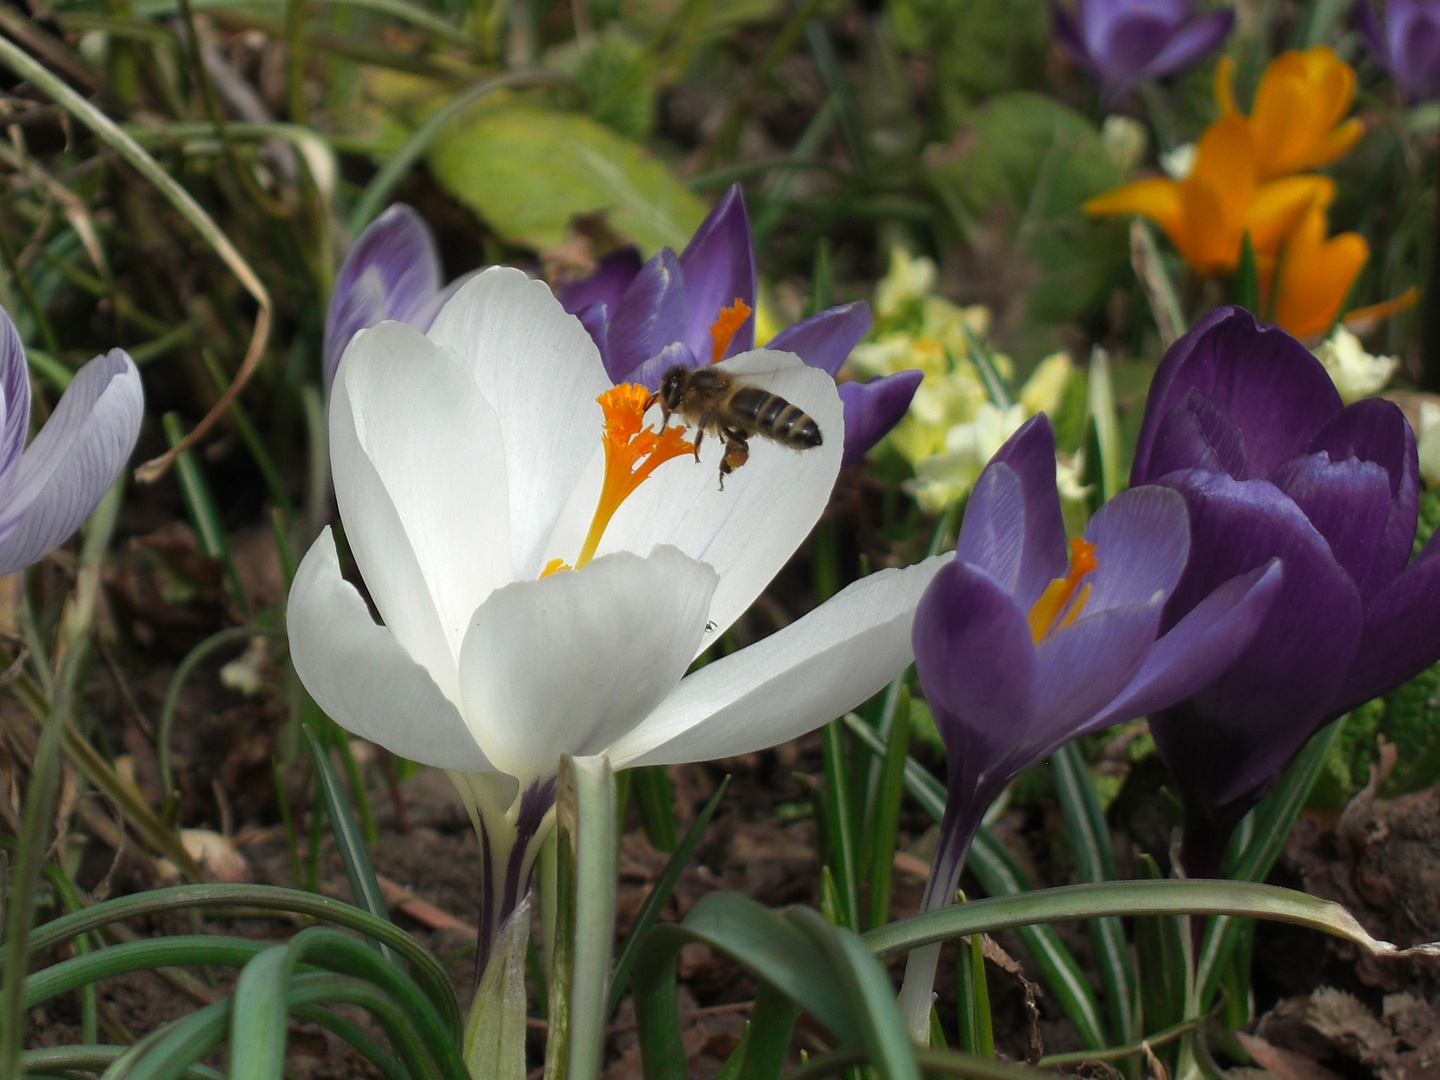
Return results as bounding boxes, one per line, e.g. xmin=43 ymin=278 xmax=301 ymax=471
xmin=1356 ymin=1 xmax=1440 ymax=102
xmin=898 ymin=412 xmax=1279 ymax=1039
xmin=1133 ymin=307 xmax=1440 ymax=876
xmin=0 ymin=307 xmax=143 ymax=574
xmin=838 ymin=370 xmax=923 ymax=470
xmin=1054 ymin=0 xmax=1236 ymax=103
xmin=323 ymin=204 xmax=466 ymax=393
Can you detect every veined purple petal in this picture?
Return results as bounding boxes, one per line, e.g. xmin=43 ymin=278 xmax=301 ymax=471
xmin=560 ymin=247 xmax=642 ymax=316
xmin=608 ymin=249 xmax=688 ymax=384
xmin=912 ymin=560 xmax=1036 ymax=768
xmin=324 ymin=204 xmax=444 ymax=392
xmin=954 ymin=462 xmax=1030 ymax=594
xmin=1086 ymin=560 xmax=1283 ymax=732
xmin=0 ymin=307 xmax=32 ymax=488
xmin=837 ymin=370 xmax=921 ymax=469
xmin=574 ymin=301 xmax=613 ymax=378
xmin=1082 ymin=484 xmax=1189 ymax=612
xmin=1338 ymin=535 xmax=1440 ymax=711
xmin=678 ymin=185 xmax=756 ymax=363
xmin=985 ymin=415 xmax=1069 ymax=608
xmin=627 ymin=341 xmax=699 ymax=394
xmin=1145 ymin=389 xmax=1251 ymax=480
xmin=767 ymin=302 xmax=873 ymax=377
xmin=1270 ymin=452 xmax=1393 ymax=597
xmin=1030 ymin=597 xmax=1161 ymax=736
xmin=0 ymin=349 xmax=143 ymax=576
xmin=1133 ymin=308 xmax=1343 ymax=485
xmin=1136 ymin=9 xmax=1235 ymax=81
xmin=1153 ymin=469 xmax=1363 ymax=810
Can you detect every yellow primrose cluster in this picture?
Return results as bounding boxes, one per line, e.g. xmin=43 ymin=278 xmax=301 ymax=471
xmin=847 ymin=248 xmax=1077 ymax=513
xmin=1086 ymin=47 xmax=1366 ymax=340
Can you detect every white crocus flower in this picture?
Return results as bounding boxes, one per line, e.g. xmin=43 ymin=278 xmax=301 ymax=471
xmin=1313 ymin=324 xmax=1399 ymax=404
xmin=287 ymin=267 xmax=944 ymax=968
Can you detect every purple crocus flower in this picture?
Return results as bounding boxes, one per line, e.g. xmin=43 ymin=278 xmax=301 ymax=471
xmin=0 ymin=308 xmax=143 ymax=573
xmin=560 ymin=184 xmax=921 ymax=468
xmin=323 ymin=204 xmax=469 ymax=393
xmin=897 ymin=413 xmax=1279 ymax=1041
xmin=1132 ymin=307 xmax=1440 ymax=876
xmin=1053 ymin=0 xmax=1236 ymax=103
xmin=1356 ymin=1 xmax=1440 ymax=102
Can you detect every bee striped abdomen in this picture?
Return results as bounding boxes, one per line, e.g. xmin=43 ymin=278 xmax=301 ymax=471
xmin=730 ymin=387 xmax=823 ymax=449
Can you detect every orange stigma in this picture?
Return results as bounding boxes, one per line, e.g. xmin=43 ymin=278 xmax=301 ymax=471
xmin=709 ymin=299 xmax=752 ymax=364
xmin=574 ymin=383 xmax=694 ymax=569
xmin=1026 ymin=538 xmax=1098 ymax=644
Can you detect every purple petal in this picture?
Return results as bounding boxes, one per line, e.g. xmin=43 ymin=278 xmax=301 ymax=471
xmin=0 ymin=349 xmax=143 ymax=575
xmin=1053 ymin=3 xmax=1099 ymax=70
xmin=1085 ymin=559 xmax=1283 ymax=732
xmin=955 ymin=462 xmax=1031 ymax=594
xmin=987 ymin=415 xmax=1069 ymax=607
xmin=1136 ymin=9 xmax=1235 ymax=82
xmin=767 ymin=302 xmax=873 ymax=378
xmin=324 ymin=204 xmax=443 ymax=392
xmin=1145 ymin=388 xmax=1252 ymax=480
xmin=1306 ymin=399 xmax=1417 ymax=593
xmin=837 ymin=370 xmax=922 ymax=469
xmin=1270 ymin=452 xmax=1392 ymax=597
xmin=678 ymin=185 xmax=756 ymax=363
xmin=0 ymin=307 xmax=32 ymax=485
xmin=1396 ymin=5 xmax=1440 ymax=100
xmin=1338 ymin=534 xmax=1440 ymax=710
xmin=1096 ymin=13 xmax=1177 ymax=84
xmin=1132 ymin=308 xmax=1343 ymax=486
xmin=574 ymin=301 xmax=613 ymax=378
xmin=607 ymin=249 xmax=688 ymax=384
xmin=1082 ymin=484 xmax=1190 ymax=612
xmin=1030 ymin=597 xmax=1162 ymax=737
xmin=1152 ymin=469 xmax=1364 ymax=810
xmin=913 ymin=560 xmax=1036 ymax=770
xmin=1354 ymin=1 xmax=1390 ymax=71
xmin=627 ymin=341 xmax=699 ymax=394
xmin=560 ymin=247 xmax=642 ymax=316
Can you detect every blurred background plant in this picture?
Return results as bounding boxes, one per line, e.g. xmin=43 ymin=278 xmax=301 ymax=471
xmin=1 ymin=0 xmax=1439 ymax=1075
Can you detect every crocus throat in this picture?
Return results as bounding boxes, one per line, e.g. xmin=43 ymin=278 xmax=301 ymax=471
xmin=1026 ymin=537 xmax=1098 ymax=644
xmin=571 ymin=383 xmax=695 ymax=570
xmin=709 ymin=299 xmax=752 ymax=365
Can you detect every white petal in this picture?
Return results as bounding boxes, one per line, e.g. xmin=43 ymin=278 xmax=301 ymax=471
xmin=426 ymin=268 xmax=611 ymax=579
xmin=457 ymin=546 xmax=717 ymax=785
xmin=547 ymin=350 xmax=843 ymax=651
xmin=0 ymin=349 xmax=142 ymax=576
xmin=334 ymin=320 xmax=511 ymax=662
xmin=287 ymin=528 xmax=494 ymax=772
xmin=609 ymin=554 xmax=946 ymax=768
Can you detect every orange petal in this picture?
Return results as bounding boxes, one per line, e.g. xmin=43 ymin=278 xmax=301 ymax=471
xmin=1084 ymin=178 xmax=1188 ymax=247
xmin=1246 ymin=176 xmax=1333 ymax=257
xmin=1281 ymin=117 xmax=1365 ymax=176
xmin=1273 ymin=230 xmax=1369 ymax=340
xmin=1214 ymin=55 xmax=1238 ymax=115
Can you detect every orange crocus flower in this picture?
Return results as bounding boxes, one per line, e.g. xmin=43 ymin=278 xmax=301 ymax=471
xmin=1084 ymin=115 xmax=1330 ymax=278
xmin=1215 ymin=47 xmax=1364 ymax=181
xmin=1261 ymin=194 xmax=1368 ymax=340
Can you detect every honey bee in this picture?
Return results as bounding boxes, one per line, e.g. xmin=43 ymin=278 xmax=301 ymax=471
xmin=648 ymin=365 xmax=823 ymax=489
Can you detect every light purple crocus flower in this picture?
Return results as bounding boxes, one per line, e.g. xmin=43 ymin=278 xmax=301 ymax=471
xmin=1356 ymin=1 xmax=1440 ymax=102
xmin=0 ymin=307 xmax=143 ymax=574
xmin=560 ymin=184 xmax=922 ymax=469
xmin=897 ymin=413 xmax=1279 ymax=1041
xmin=322 ymin=204 xmax=469 ymax=393
xmin=1133 ymin=307 xmax=1440 ymax=876
xmin=1053 ymin=0 xmax=1236 ymax=103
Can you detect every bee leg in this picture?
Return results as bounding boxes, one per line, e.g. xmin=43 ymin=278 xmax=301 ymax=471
xmin=717 ymin=431 xmax=749 ymax=491
xmin=692 ymin=410 xmax=714 ymax=462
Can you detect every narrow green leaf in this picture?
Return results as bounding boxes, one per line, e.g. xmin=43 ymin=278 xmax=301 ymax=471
xmin=1132 ymin=857 xmax=1186 ymax=1058
xmin=1234 ymin=231 xmax=1260 ymax=317
xmin=733 ymin=982 xmax=801 ymax=1080
xmin=162 ymin=412 xmax=250 ymax=617
xmin=865 ymin=688 xmax=911 ymax=930
xmin=302 ymin=724 xmax=398 ymax=967
xmin=1086 ymin=347 xmax=1124 ymax=502
xmin=1129 ymin=219 xmax=1187 ymax=347
xmin=820 ymin=721 xmax=860 ymax=932
xmin=467 ymin=898 xmax=532 ymax=1080
xmin=631 ymin=765 xmax=679 ymax=852
xmin=228 ymin=947 xmax=291 ymax=1080
xmin=22 ymin=1046 xmax=222 ymax=1080
xmin=956 ymin=321 xmax=1012 ymax=409
xmin=1052 ymin=744 xmax=1136 ymax=1049
xmin=610 ymin=776 xmax=731 ymax=1013
xmin=24 ymin=937 xmax=268 ymax=1008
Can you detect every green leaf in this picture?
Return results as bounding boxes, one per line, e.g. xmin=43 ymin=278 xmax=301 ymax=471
xmin=1131 ymin=856 xmax=1186 ymax=1058
xmin=924 ymin=91 xmax=1128 ymax=326
xmin=467 ymin=899 xmax=532 ymax=1080
xmin=229 ymin=947 xmax=292 ymax=1080
xmin=427 ymin=105 xmax=707 ymax=254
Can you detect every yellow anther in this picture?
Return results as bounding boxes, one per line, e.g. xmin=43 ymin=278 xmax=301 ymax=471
xmin=540 ymin=558 xmax=571 ymax=578
xmin=709 ymin=299 xmax=752 ymax=365
xmin=1026 ymin=538 xmax=1098 ymax=644
xmin=574 ymin=383 xmax=695 ymax=569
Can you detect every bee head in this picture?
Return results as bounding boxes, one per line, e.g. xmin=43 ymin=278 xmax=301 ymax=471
xmin=658 ymin=366 xmax=687 ymax=410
